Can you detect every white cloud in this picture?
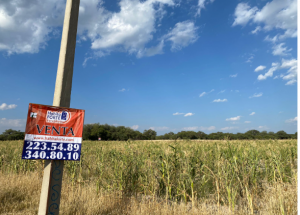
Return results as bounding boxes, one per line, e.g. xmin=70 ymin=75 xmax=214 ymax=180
xmin=265 ymin=35 xmax=279 ymax=43
xmin=173 ymin=112 xmax=184 ymax=115
xmin=0 ymin=0 xmax=179 ymax=57
xmin=195 ymin=0 xmax=214 ymax=17
xmin=86 ymin=0 xmax=174 ymax=56
xmin=230 ymin=74 xmax=238 ymax=78
xmin=184 ymin=113 xmax=194 ymax=117
xmin=257 ymin=63 xmax=279 ymax=80
xmin=206 ymin=126 xmax=216 ymax=131
xmin=258 ymin=125 xmax=268 ymax=130
xmin=199 ymin=89 xmax=214 ymax=97
xmin=281 ymin=58 xmax=297 ymax=85
xmin=245 ymin=121 xmax=251 ymax=123
xmin=119 ymin=88 xmax=126 ymax=92
xmin=131 ymin=125 xmax=139 ymax=130
xmin=251 ymin=26 xmax=261 ymax=34
xmin=232 ymin=3 xmax=258 ymax=26
xmin=226 ymin=116 xmax=241 ymax=121
xmin=249 ymin=93 xmax=263 ymax=98
xmin=213 ymin=99 xmax=227 ymax=103
xmin=250 ymin=112 xmax=255 ymax=115
xmin=272 ymin=43 xmax=292 ymax=56
xmin=0 ymin=103 xmax=17 ymax=110
xmin=218 ymin=90 xmax=225 ymax=94
xmin=254 ymin=65 xmax=266 ymax=72
xmin=199 ymin=92 xmax=207 ymax=97
xmin=0 ymin=118 xmax=24 ymax=126
xmin=0 ymin=118 xmax=25 ymax=133
xmin=221 ymin=126 xmax=237 ymax=131
xmin=182 ymin=126 xmax=215 ymax=131
xmin=137 ymin=40 xmax=164 ymax=58
xmin=257 ymin=59 xmax=297 ymax=85
xmin=246 ymin=55 xmax=254 ymax=63
xmin=0 ymin=0 xmax=65 ymax=54
xmin=285 ymin=79 xmax=296 ymax=85
xmin=233 ymin=0 xmax=297 ymax=40
xmin=285 ymin=117 xmax=297 ymax=123
xmin=182 ymin=126 xmax=198 ymax=131
xmin=149 ymin=126 xmax=169 ymax=131
xmin=165 ymin=21 xmax=199 ymax=51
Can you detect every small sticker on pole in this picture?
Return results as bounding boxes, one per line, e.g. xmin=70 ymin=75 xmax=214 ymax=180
xmin=22 ymin=103 xmax=85 ymax=161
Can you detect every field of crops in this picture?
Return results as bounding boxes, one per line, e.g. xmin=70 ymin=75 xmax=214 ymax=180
xmin=0 ymin=139 xmax=297 ymax=214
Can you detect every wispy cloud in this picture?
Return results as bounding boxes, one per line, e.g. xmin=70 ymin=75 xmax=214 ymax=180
xmin=199 ymin=92 xmax=207 ymax=97
xmin=184 ymin=113 xmax=194 ymax=117
xmin=119 ymin=88 xmax=126 ymax=92
xmin=131 ymin=125 xmax=139 ymax=130
xmin=272 ymin=43 xmax=292 ymax=56
xmin=250 ymin=112 xmax=255 ymax=115
xmin=0 ymin=118 xmax=25 ymax=127
xmin=0 ymin=103 xmax=17 ymax=110
xmin=195 ymin=0 xmax=215 ymax=17
xmin=245 ymin=121 xmax=251 ymax=123
xmin=218 ymin=90 xmax=225 ymax=94
xmin=232 ymin=1 xmax=297 ymax=42
xmin=173 ymin=112 xmax=185 ymax=115
xmin=182 ymin=126 xmax=215 ymax=131
xmin=251 ymin=26 xmax=261 ymax=34
xmin=230 ymin=74 xmax=238 ymax=78
xmin=257 ymin=62 xmax=280 ymax=81
xmin=213 ymin=99 xmax=228 ymax=102
xmin=246 ymin=55 xmax=254 ymax=63
xmin=249 ymin=93 xmax=263 ymax=98
xmin=226 ymin=116 xmax=241 ymax=121
xmin=285 ymin=117 xmax=297 ymax=123
xmin=258 ymin=125 xmax=268 ymax=130
xmin=199 ymin=89 xmax=214 ymax=97
xmin=254 ymin=65 xmax=266 ymax=72
xmin=165 ymin=21 xmax=199 ymax=52
xmin=221 ymin=126 xmax=237 ymax=131
xmin=149 ymin=126 xmax=169 ymax=131
xmin=182 ymin=126 xmax=198 ymax=131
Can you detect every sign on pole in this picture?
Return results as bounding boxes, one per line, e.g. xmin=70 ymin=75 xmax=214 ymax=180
xmin=37 ymin=0 xmax=80 ymax=214
xmin=22 ymin=103 xmax=85 ymax=161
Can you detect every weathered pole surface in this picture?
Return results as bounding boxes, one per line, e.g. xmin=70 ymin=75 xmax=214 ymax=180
xmin=38 ymin=0 xmax=80 ymax=214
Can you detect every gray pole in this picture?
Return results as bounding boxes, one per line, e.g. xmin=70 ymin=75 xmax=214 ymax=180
xmin=38 ymin=0 xmax=80 ymax=214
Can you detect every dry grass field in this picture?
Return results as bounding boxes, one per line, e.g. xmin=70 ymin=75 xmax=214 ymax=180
xmin=0 ymin=139 xmax=297 ymax=215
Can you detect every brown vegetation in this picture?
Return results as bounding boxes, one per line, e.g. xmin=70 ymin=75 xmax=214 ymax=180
xmin=0 ymin=140 xmax=297 ymax=214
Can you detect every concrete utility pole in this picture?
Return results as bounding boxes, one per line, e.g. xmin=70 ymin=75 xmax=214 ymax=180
xmin=38 ymin=0 xmax=80 ymax=214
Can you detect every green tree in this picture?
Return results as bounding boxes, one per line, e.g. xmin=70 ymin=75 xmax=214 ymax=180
xmin=245 ymin=130 xmax=260 ymax=136
xmin=143 ymin=129 xmax=157 ymax=140
xmin=276 ymin=130 xmax=289 ymax=139
xmin=196 ymin=131 xmax=207 ymax=139
xmin=0 ymin=129 xmax=24 ymax=140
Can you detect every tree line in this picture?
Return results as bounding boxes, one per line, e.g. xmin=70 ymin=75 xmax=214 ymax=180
xmin=0 ymin=124 xmax=297 ymax=141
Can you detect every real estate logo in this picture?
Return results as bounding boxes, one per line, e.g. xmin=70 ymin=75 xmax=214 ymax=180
xmin=46 ymin=110 xmax=71 ymax=123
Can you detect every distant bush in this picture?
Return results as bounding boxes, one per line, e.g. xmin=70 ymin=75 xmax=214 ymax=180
xmin=1 ymin=125 xmax=296 ymax=141
xmin=0 ymin=129 xmax=25 ymax=141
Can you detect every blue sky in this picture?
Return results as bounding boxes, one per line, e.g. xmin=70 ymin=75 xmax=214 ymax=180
xmin=0 ymin=0 xmax=297 ymax=135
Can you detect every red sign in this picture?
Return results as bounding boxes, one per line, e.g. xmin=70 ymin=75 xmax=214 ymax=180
xmin=22 ymin=103 xmax=85 ymax=160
